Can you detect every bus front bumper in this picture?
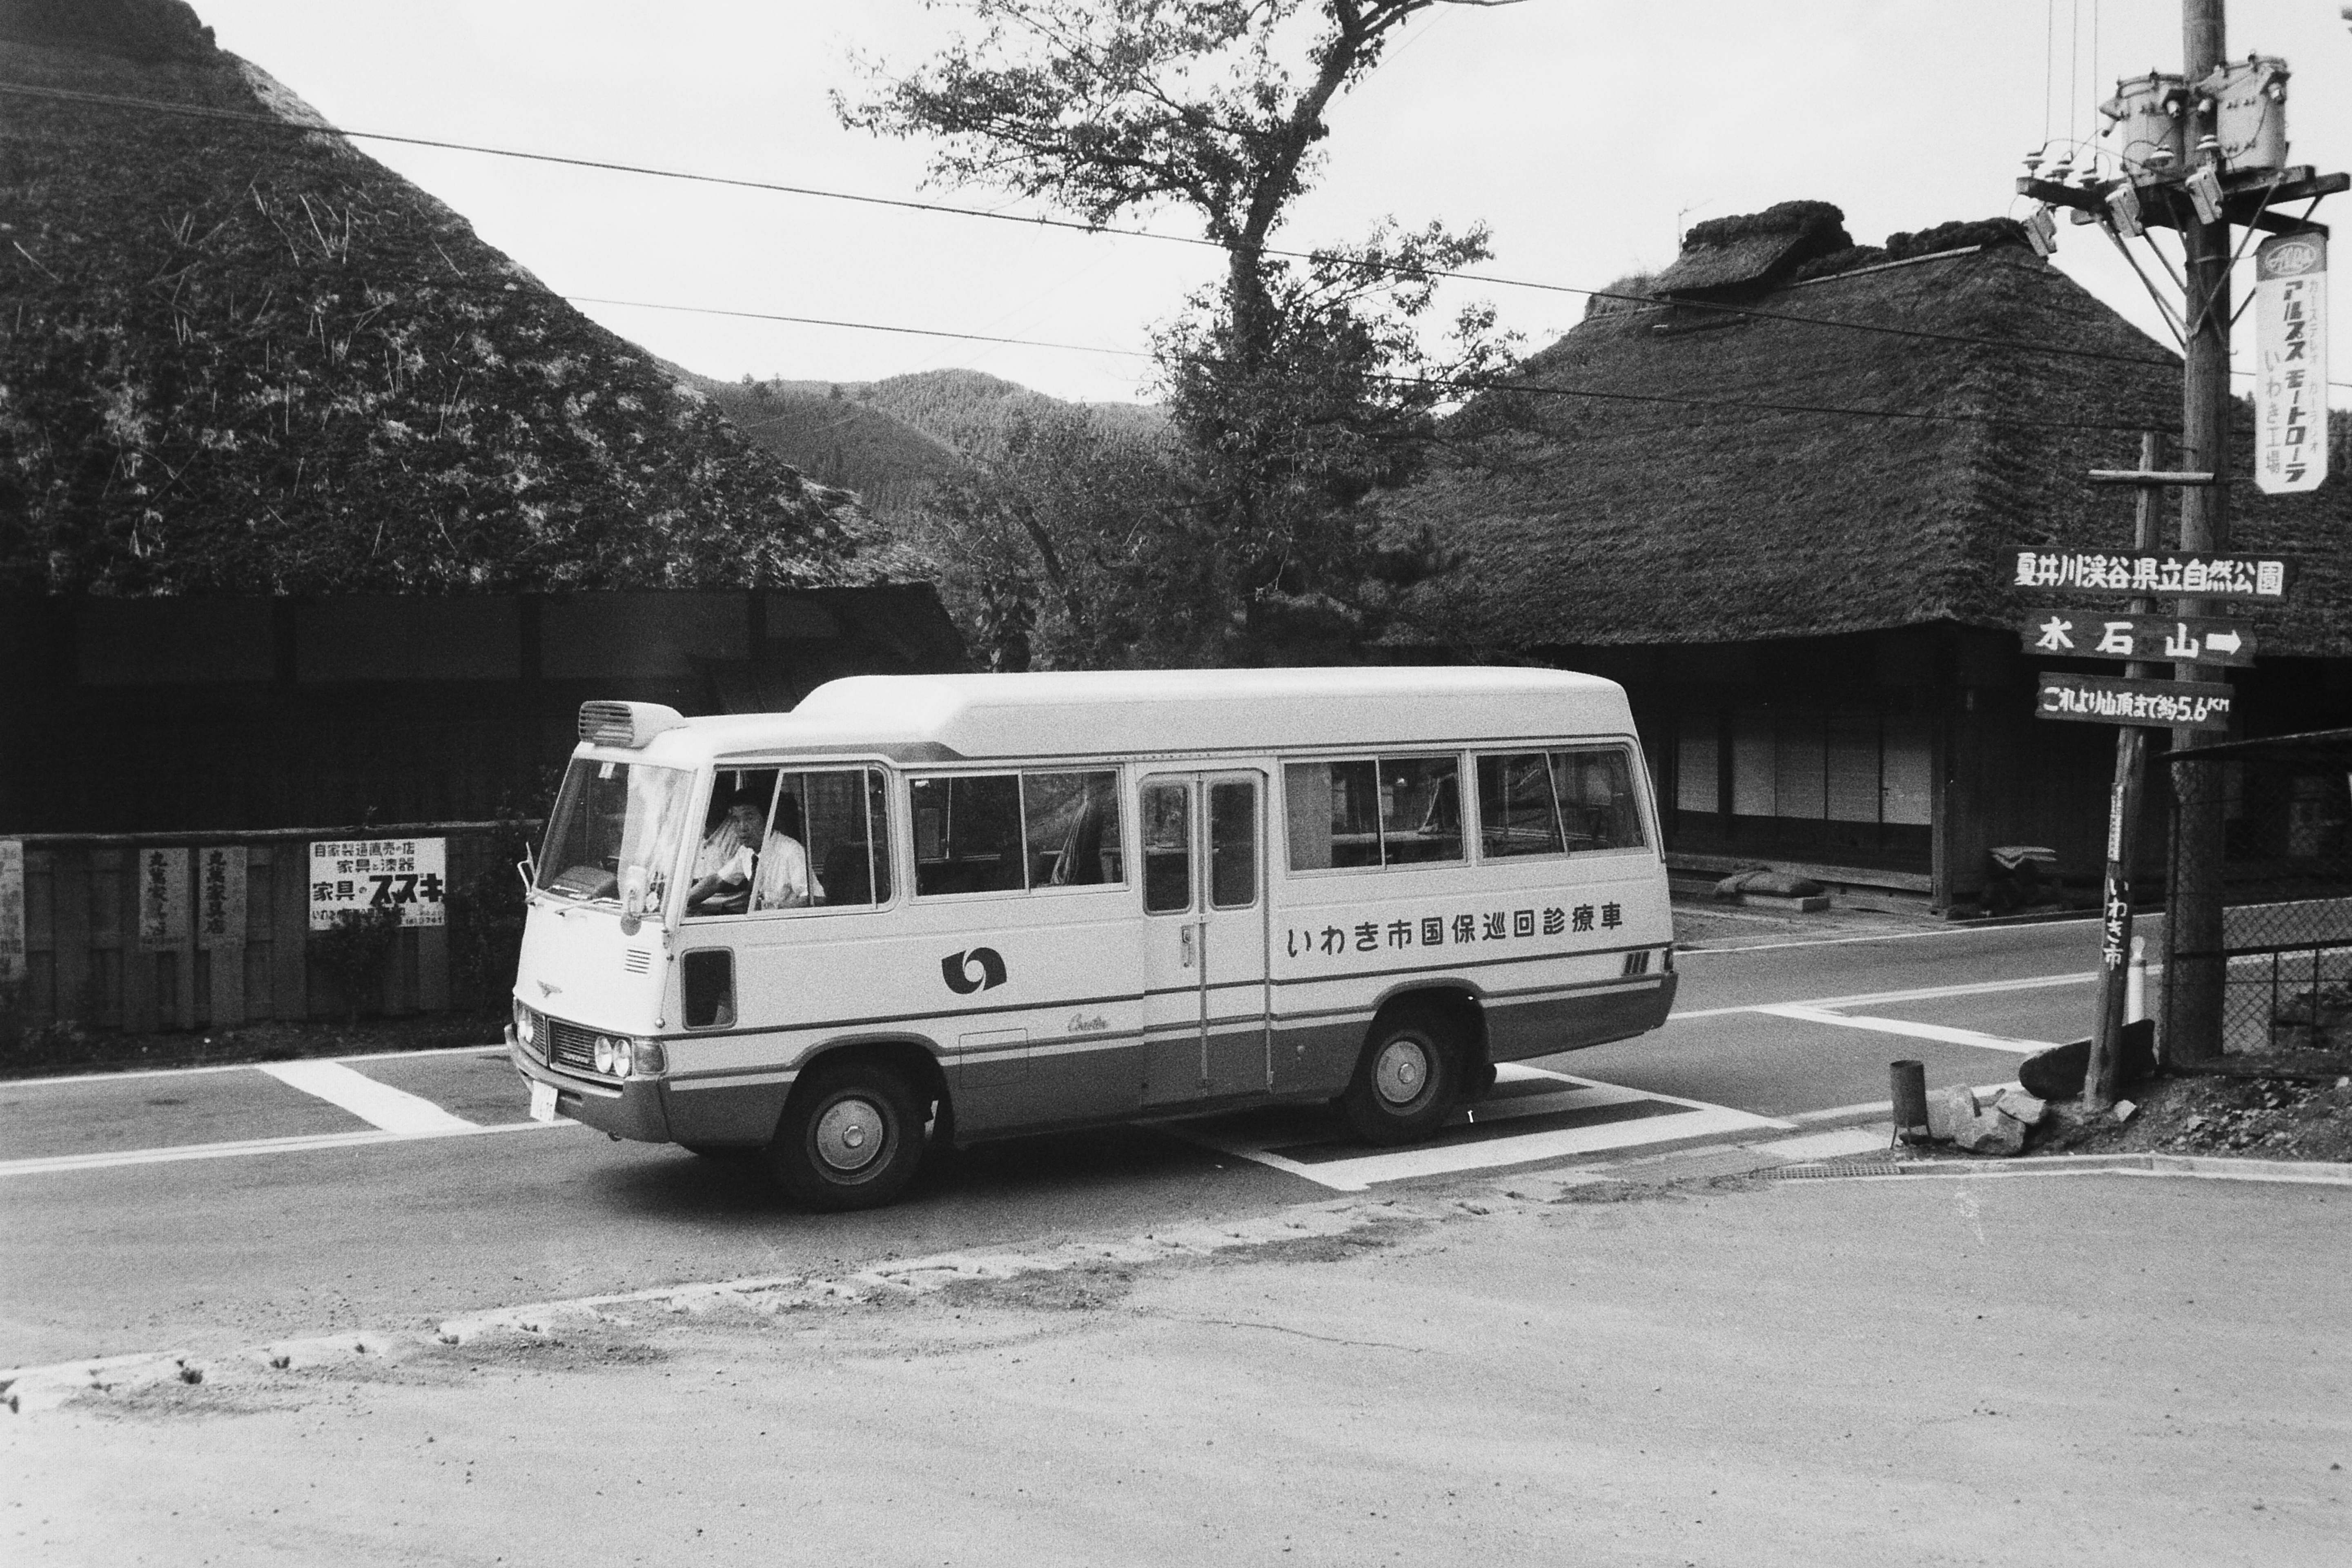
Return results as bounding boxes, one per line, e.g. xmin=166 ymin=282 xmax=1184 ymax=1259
xmin=507 ymin=1027 xmax=673 ymax=1143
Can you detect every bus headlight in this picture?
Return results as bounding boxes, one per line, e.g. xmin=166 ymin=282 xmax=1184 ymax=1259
xmin=593 ymin=1036 xmax=618 ymax=1076
xmin=512 ymin=998 xmax=537 ymax=1049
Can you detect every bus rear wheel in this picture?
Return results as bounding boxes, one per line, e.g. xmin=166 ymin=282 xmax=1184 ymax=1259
xmin=1339 ymin=1009 xmax=1461 ymax=1145
xmin=766 ymin=1060 xmax=925 ymax=1211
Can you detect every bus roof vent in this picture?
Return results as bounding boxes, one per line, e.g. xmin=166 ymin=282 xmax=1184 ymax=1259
xmin=579 ymin=701 xmax=686 ymax=748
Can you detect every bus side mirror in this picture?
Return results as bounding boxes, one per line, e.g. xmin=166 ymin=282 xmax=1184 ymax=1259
xmin=619 ymin=864 xmax=651 ymax=936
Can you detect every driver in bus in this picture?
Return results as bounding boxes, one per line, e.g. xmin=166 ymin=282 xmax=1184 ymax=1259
xmin=750 ymin=793 xmax=824 ymax=910
xmin=685 ymin=789 xmax=766 ymax=914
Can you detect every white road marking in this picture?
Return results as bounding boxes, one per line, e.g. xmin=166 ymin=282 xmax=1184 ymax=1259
xmin=1746 ymin=1126 xmax=1895 ymax=1160
xmin=1786 ymin=1082 xmax=2020 ymax=1123
xmin=1671 ymin=970 xmax=2100 ymax=1020
xmin=1749 ymin=1004 xmax=2057 ymax=1055
xmin=1677 ymin=915 xmax=2098 ymax=955
xmin=1187 ymin=1066 xmax=1793 ymax=1192
xmin=258 ymin=1059 xmax=480 ymax=1134
xmin=11 ymin=1044 xmax=507 ymax=1089
xmin=0 ymin=1118 xmax=583 ymax=1179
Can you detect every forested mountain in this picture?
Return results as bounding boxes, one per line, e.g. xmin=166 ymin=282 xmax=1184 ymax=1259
xmin=0 ymin=0 xmax=896 ymax=593
xmin=684 ymin=367 xmax=1172 ymax=517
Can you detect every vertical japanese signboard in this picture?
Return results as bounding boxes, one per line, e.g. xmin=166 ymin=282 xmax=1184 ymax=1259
xmin=196 ymin=846 xmax=247 ymax=950
xmin=137 ymin=846 xmax=190 ymax=953
xmin=309 ymin=837 xmax=448 ymax=930
xmin=0 ymin=840 xmax=24 ymax=986
xmin=2254 ymin=231 xmax=2328 ymax=495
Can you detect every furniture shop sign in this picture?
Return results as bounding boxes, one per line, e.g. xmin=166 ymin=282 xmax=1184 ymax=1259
xmin=308 ymin=837 xmax=448 ymax=929
xmin=2254 ymin=231 xmax=2328 ymax=496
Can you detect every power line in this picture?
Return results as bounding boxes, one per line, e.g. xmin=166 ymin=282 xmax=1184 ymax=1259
xmin=570 ymin=296 xmax=1136 ymax=357
xmin=3 ymin=81 xmax=2328 ymax=418
xmin=525 ymin=291 xmax=2174 ymax=434
xmin=0 ymin=77 xmax=2202 ymax=375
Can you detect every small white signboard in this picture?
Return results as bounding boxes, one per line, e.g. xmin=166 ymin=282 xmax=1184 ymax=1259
xmin=308 ymin=837 xmax=448 ymax=930
xmin=0 ymin=840 xmax=24 ymax=985
xmin=196 ymin=845 xmax=248 ymax=949
xmin=2254 ymin=232 xmax=2328 ymax=496
xmin=136 ymin=847 xmax=190 ymax=953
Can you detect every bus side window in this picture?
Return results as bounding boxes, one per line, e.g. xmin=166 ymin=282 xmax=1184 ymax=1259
xmin=911 ymin=774 xmax=1025 ymax=897
xmin=1141 ymin=781 xmax=1191 ymax=913
xmin=1283 ymin=760 xmax=1380 ymax=871
xmin=1026 ymin=770 xmax=1123 ymax=887
xmin=1552 ymin=749 xmax=1647 ymax=851
xmin=1478 ymin=753 xmax=1565 ymax=858
xmin=796 ymin=767 xmax=893 ymax=908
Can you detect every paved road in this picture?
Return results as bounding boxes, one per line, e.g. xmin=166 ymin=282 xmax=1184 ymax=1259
xmin=0 ymin=915 xmax=2113 ymax=1368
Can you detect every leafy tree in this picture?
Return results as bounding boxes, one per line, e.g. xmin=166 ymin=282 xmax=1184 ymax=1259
xmin=845 ymin=0 xmax=1519 ymax=661
xmin=908 ymin=406 xmax=1223 ymax=670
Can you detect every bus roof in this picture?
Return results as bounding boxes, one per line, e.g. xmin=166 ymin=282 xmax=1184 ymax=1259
xmin=619 ymin=666 xmax=1635 ymax=767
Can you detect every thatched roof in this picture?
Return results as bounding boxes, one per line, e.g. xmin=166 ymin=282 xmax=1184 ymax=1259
xmin=0 ymin=0 xmax=909 ymax=595
xmin=1383 ymin=205 xmax=2352 ymax=657
xmin=1651 ymin=200 xmax=1851 ymax=301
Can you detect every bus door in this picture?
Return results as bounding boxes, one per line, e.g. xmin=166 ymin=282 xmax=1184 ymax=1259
xmin=1138 ymin=771 xmax=1270 ymax=1107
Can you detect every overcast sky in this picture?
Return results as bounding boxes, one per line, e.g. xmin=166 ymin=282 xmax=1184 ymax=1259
xmin=187 ymin=0 xmax=2352 ymax=406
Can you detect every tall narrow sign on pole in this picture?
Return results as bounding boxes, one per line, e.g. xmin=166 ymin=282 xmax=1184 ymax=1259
xmin=2254 ymin=231 xmax=2328 ymax=494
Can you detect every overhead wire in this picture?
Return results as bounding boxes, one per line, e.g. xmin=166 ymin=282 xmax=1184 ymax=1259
xmin=3 ymin=78 xmax=2340 ymax=403
xmin=0 ymin=77 xmax=2191 ymax=374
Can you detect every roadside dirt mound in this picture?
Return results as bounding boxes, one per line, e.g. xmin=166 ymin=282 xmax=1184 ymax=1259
xmin=2036 ymin=1054 xmax=2352 ymax=1163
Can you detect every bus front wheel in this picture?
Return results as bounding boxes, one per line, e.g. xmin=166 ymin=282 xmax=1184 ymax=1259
xmin=766 ymin=1060 xmax=926 ymax=1211
xmin=1339 ymin=1009 xmax=1461 ymax=1145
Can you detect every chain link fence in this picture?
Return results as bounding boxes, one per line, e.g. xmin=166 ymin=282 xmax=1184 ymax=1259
xmin=2165 ymin=730 xmax=2352 ymax=1058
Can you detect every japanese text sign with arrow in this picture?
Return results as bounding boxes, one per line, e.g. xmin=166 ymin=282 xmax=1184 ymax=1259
xmin=2019 ymin=613 xmax=2256 ymax=667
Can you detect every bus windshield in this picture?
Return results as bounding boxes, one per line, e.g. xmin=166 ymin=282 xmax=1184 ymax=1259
xmin=537 ymin=758 xmax=696 ymax=907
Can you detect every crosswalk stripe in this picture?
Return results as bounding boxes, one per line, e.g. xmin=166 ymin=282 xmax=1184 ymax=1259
xmin=1185 ymin=1066 xmax=1793 ymax=1192
xmin=257 ymin=1059 xmax=480 ymax=1134
xmin=1748 ymin=1004 xmax=2056 ymax=1055
xmin=0 ymin=1118 xmax=582 ymax=1179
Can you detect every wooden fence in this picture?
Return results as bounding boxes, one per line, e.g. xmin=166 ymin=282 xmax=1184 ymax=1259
xmin=1 ymin=823 xmax=530 ymax=1033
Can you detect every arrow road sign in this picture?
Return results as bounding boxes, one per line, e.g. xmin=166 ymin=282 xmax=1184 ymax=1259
xmin=2036 ymin=673 xmax=2234 ymax=731
xmin=2018 ymin=613 xmax=2258 ymax=666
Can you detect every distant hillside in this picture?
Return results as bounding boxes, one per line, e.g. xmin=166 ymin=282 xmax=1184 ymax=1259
xmin=677 ymin=370 xmax=971 ymax=519
xmin=683 ymin=365 xmax=1174 ymax=516
xmin=0 ymin=0 xmax=896 ymax=593
xmin=855 ymin=370 xmax=1171 ymax=464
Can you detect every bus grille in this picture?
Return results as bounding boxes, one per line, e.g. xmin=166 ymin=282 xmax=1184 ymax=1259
xmin=548 ymin=1020 xmax=600 ymax=1072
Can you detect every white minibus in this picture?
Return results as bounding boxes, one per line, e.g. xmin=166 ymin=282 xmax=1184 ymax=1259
xmin=507 ymin=668 xmax=1677 ymax=1208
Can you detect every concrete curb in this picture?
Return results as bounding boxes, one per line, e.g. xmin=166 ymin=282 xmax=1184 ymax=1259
xmin=1770 ymin=1151 xmax=2352 ymax=1186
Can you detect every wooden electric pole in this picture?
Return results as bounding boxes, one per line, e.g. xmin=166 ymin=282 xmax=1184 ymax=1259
xmin=2167 ymin=0 xmax=2232 ymax=1066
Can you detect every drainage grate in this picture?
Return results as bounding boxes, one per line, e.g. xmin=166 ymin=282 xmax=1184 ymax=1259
xmin=1772 ymin=1160 xmax=1908 ymax=1180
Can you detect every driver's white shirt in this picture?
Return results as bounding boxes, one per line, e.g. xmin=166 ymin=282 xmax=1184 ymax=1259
xmin=749 ymin=833 xmax=822 ymax=910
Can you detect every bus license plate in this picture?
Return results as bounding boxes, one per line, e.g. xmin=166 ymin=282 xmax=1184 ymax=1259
xmin=528 ymin=1079 xmax=559 ymax=1123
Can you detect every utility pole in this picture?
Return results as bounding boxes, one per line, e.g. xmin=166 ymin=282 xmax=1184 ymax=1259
xmin=2016 ymin=0 xmax=2342 ymax=1077
xmin=2168 ymin=0 xmax=2232 ymax=1067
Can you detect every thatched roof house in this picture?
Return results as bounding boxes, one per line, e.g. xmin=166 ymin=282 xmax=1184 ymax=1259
xmin=1382 ymin=203 xmax=2352 ymax=908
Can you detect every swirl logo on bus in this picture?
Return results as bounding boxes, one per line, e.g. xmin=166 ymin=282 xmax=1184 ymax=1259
xmin=941 ymin=947 xmax=1008 ymax=995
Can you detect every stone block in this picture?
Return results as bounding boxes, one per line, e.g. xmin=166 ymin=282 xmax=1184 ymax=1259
xmin=1954 ymin=1109 xmax=2028 ymax=1156
xmin=1992 ymin=1089 xmax=2048 ymax=1127
xmin=1924 ymin=1086 xmax=1980 ymax=1141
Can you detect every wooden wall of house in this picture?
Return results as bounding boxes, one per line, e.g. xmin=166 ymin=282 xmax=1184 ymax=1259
xmin=8 ymin=827 xmax=522 ymax=1031
xmin=0 ymin=589 xmax=964 ymax=835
